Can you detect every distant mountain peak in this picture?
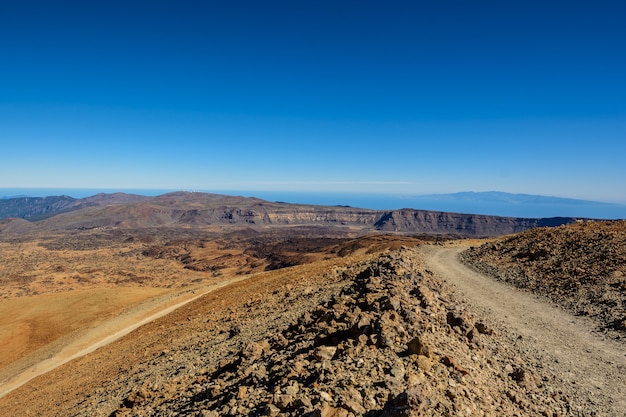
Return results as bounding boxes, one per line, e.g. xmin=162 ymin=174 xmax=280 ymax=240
xmin=420 ymin=191 xmax=613 ymax=206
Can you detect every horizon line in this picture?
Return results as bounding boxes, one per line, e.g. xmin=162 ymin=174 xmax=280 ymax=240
xmin=1 ymin=187 xmax=625 ymax=206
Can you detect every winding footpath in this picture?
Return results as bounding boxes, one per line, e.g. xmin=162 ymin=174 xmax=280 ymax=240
xmin=0 ymin=276 xmax=249 ymax=399
xmin=420 ymin=244 xmax=626 ymax=416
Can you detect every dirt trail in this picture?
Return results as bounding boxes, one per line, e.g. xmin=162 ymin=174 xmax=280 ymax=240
xmin=0 ymin=276 xmax=248 ymax=399
xmin=421 ymin=244 xmax=626 ymax=415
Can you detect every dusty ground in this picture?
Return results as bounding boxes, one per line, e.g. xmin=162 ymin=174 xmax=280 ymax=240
xmin=0 ymin=278 xmax=246 ymax=399
xmin=0 ymin=227 xmax=426 ymax=299
xmin=461 ymin=220 xmax=626 ymax=338
xmin=0 ymin=227 xmax=425 ymax=399
xmin=424 ymin=243 xmax=626 ymax=416
xmin=1 ymin=222 xmax=624 ymax=416
xmin=0 ymin=286 xmax=168 ymax=372
xmin=0 ymin=251 xmax=373 ymax=415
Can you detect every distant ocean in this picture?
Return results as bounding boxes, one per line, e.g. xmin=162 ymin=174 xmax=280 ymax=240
xmin=1 ymin=188 xmax=625 ymax=220
xmin=234 ymin=191 xmax=626 ymax=220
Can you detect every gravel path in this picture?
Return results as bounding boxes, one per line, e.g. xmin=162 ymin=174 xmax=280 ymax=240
xmin=4 ymin=243 xmax=626 ymax=416
xmin=421 ymin=244 xmax=626 ymax=416
xmin=0 ymin=276 xmax=247 ymax=399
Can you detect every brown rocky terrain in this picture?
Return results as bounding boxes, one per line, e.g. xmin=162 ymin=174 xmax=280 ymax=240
xmin=3 ymin=236 xmax=625 ymax=416
xmin=0 ymin=226 xmax=429 ymax=300
xmin=1 ymin=199 xmax=624 ymax=416
xmin=0 ymin=245 xmax=593 ymax=417
xmin=0 ymin=224 xmax=425 ymax=397
xmin=97 ymin=246 xmax=582 ymax=417
xmin=462 ymin=220 xmax=626 ymax=338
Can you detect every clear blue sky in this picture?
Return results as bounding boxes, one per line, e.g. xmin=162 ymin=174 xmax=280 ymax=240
xmin=1 ymin=1 xmax=625 ymax=202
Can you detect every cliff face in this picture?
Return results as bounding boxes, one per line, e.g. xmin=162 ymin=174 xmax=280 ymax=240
xmin=372 ymin=209 xmax=576 ymax=236
xmin=205 ymin=206 xmax=579 ymax=237
xmin=1 ymin=192 xmax=580 ymax=237
xmin=180 ymin=206 xmax=381 ymax=227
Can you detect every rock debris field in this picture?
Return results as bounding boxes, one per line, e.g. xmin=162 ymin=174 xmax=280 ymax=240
xmin=0 ymin=249 xmax=594 ymax=416
xmin=1 ymin=221 xmax=625 ymax=416
xmin=109 ymin=247 xmax=555 ymax=417
xmin=462 ymin=221 xmax=626 ymax=339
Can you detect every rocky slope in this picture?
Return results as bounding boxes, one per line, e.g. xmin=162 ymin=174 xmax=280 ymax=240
xmin=462 ymin=220 xmax=626 ymax=338
xmin=0 ymin=193 xmax=148 ymax=221
xmin=1 ymin=245 xmax=586 ymax=417
xmin=0 ymin=195 xmax=77 ymax=220
xmin=0 ymin=191 xmax=581 ymax=237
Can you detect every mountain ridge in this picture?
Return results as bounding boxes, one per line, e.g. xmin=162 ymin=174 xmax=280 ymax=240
xmin=0 ymin=191 xmax=588 ymax=238
xmin=0 ymin=192 xmax=150 ymax=221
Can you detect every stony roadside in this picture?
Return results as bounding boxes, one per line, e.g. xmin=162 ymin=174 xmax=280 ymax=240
xmin=104 ymin=248 xmax=578 ymax=415
xmin=461 ymin=220 xmax=626 ymax=339
xmin=2 ymin=245 xmax=589 ymax=417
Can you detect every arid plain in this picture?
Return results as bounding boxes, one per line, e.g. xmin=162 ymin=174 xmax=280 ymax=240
xmin=0 ymin=193 xmax=624 ymax=416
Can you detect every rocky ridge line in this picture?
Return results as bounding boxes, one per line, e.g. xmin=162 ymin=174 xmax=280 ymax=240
xmin=0 ymin=191 xmax=580 ymax=237
xmin=102 ymin=247 xmax=574 ymax=417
